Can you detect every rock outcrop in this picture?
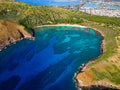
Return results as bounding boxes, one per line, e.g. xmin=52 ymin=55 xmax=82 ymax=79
xmin=0 ymin=20 xmax=33 ymax=50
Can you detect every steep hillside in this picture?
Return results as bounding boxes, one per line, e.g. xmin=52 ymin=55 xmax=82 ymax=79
xmin=0 ymin=20 xmax=32 ymax=50
xmin=1 ymin=2 xmax=120 ymax=29
xmin=0 ymin=2 xmax=83 ymax=28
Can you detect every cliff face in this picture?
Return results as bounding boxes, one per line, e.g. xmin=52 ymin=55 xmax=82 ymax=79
xmin=0 ymin=20 xmax=33 ymax=50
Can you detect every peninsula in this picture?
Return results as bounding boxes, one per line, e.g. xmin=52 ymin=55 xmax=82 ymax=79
xmin=0 ymin=20 xmax=33 ymax=51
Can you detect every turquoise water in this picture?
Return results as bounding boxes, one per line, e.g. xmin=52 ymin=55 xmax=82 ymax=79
xmin=0 ymin=26 xmax=103 ymax=90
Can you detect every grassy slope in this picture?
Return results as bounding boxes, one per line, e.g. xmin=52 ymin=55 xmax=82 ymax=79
xmin=0 ymin=2 xmax=120 ymax=88
xmin=0 ymin=2 xmax=83 ymax=28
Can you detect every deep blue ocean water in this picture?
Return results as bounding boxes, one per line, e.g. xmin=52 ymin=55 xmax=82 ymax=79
xmin=17 ymin=0 xmax=80 ymax=6
xmin=0 ymin=26 xmax=103 ymax=90
xmin=16 ymin=0 xmax=120 ymax=9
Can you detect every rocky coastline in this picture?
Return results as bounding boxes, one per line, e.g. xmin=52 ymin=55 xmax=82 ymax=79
xmin=74 ymin=51 xmax=119 ymax=89
xmin=74 ymin=25 xmax=120 ymax=90
xmin=1 ymin=23 xmax=87 ymax=51
xmin=0 ymin=20 xmax=34 ymax=51
xmin=36 ymin=24 xmax=110 ymax=90
xmin=0 ymin=34 xmax=34 ymax=51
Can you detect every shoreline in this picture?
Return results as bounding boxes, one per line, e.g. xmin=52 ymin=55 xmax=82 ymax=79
xmin=0 ymin=36 xmax=34 ymax=51
xmin=35 ymin=24 xmax=87 ymax=28
xmin=35 ymin=24 xmax=108 ymax=89
xmin=73 ymin=25 xmax=109 ymax=89
xmin=0 ymin=20 xmax=35 ymax=51
xmin=1 ymin=24 xmax=86 ymax=51
xmin=0 ymin=24 xmax=111 ymax=89
xmin=74 ymin=37 xmax=105 ymax=90
xmin=74 ymin=24 xmax=120 ymax=89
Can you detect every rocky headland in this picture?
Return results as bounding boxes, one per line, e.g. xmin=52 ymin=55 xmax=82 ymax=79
xmin=0 ymin=20 xmax=33 ymax=51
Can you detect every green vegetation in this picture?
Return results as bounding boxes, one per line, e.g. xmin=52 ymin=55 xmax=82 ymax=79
xmin=79 ymin=13 xmax=120 ymax=27
xmin=0 ymin=3 xmax=83 ymax=28
xmin=0 ymin=2 xmax=120 ymax=30
xmin=91 ymin=64 xmax=120 ymax=84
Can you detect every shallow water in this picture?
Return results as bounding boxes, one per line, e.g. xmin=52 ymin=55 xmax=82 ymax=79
xmin=0 ymin=26 xmax=103 ymax=90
